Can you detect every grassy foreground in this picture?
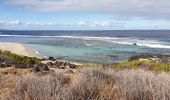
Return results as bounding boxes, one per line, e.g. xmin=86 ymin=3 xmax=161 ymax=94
xmin=0 ymin=51 xmax=170 ymax=100
xmin=1 ymin=68 xmax=170 ymax=100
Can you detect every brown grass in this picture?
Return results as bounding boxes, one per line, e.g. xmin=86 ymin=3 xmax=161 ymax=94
xmin=0 ymin=67 xmax=32 ymax=75
xmin=0 ymin=68 xmax=170 ymax=100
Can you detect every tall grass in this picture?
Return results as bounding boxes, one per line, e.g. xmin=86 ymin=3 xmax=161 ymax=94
xmin=115 ymin=69 xmax=170 ymax=100
xmin=1 ymin=68 xmax=170 ymax=100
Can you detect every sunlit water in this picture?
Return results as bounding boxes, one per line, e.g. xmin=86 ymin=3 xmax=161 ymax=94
xmin=0 ymin=30 xmax=170 ymax=64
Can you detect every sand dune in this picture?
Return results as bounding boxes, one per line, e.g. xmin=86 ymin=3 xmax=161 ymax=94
xmin=0 ymin=42 xmax=42 ymax=58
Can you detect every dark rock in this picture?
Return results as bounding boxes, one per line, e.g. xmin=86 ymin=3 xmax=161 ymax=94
xmin=0 ymin=56 xmax=11 ymax=68
xmin=40 ymin=57 xmax=48 ymax=61
xmin=54 ymin=61 xmax=61 ymax=67
xmin=128 ymin=54 xmax=170 ymax=64
xmin=133 ymin=43 xmax=137 ymax=46
xmin=0 ymin=62 xmax=11 ymax=68
xmin=59 ymin=65 xmax=65 ymax=69
xmin=33 ymin=63 xmax=50 ymax=73
xmin=33 ymin=65 xmax=40 ymax=72
xmin=43 ymin=64 xmax=50 ymax=71
xmin=128 ymin=54 xmax=154 ymax=61
xmin=61 ymin=62 xmax=65 ymax=66
xmin=108 ymin=55 xmax=118 ymax=58
xmin=45 ymin=60 xmax=78 ymax=69
xmin=48 ymin=57 xmax=56 ymax=61
xmin=0 ymin=63 xmax=7 ymax=68
xmin=0 ymin=56 xmax=6 ymax=62
xmin=69 ymin=63 xmax=77 ymax=69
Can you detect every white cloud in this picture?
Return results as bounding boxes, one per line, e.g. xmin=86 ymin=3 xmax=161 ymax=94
xmin=5 ymin=0 xmax=170 ymax=19
xmin=25 ymin=22 xmax=57 ymax=26
xmin=0 ymin=20 xmax=21 ymax=25
xmin=0 ymin=20 xmax=59 ymax=28
xmin=78 ymin=21 xmax=87 ymax=26
xmin=77 ymin=20 xmax=123 ymax=27
xmin=91 ymin=21 xmax=113 ymax=27
xmin=46 ymin=22 xmax=57 ymax=26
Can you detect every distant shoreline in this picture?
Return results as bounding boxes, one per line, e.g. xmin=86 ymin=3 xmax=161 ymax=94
xmin=0 ymin=42 xmax=42 ymax=58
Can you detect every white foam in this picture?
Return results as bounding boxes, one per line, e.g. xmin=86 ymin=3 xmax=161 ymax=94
xmin=0 ymin=35 xmax=170 ymax=49
xmin=137 ymin=43 xmax=170 ymax=49
xmin=84 ymin=42 xmax=92 ymax=46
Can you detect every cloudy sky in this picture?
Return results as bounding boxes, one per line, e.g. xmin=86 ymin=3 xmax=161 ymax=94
xmin=1 ymin=0 xmax=170 ymax=30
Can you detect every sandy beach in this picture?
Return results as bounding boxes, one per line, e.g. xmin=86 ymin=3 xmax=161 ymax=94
xmin=0 ymin=42 xmax=42 ymax=58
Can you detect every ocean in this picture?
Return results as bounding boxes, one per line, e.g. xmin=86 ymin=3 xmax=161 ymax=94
xmin=0 ymin=30 xmax=170 ymax=64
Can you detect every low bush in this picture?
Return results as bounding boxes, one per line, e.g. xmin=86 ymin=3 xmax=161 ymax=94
xmin=0 ymin=50 xmax=40 ymax=64
xmin=1 ymin=68 xmax=170 ymax=100
xmin=0 ymin=50 xmax=41 ymax=68
xmin=114 ymin=60 xmax=170 ymax=72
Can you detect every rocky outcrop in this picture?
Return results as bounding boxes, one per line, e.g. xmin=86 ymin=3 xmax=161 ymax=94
xmin=46 ymin=60 xmax=77 ymax=69
xmin=0 ymin=53 xmax=78 ymax=70
xmin=128 ymin=54 xmax=170 ymax=64
xmin=33 ymin=64 xmax=50 ymax=73
xmin=108 ymin=55 xmax=118 ymax=58
xmin=41 ymin=56 xmax=78 ymax=69
xmin=133 ymin=43 xmax=137 ymax=46
xmin=48 ymin=57 xmax=56 ymax=61
xmin=0 ymin=56 xmax=13 ymax=68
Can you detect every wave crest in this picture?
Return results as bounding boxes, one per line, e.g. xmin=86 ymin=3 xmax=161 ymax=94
xmin=0 ymin=35 xmax=170 ymax=49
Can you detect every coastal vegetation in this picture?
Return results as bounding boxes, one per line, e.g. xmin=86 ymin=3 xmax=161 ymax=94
xmin=1 ymin=67 xmax=170 ymax=100
xmin=114 ymin=60 xmax=170 ymax=72
xmin=0 ymin=50 xmax=40 ymax=68
xmin=0 ymin=50 xmax=170 ymax=100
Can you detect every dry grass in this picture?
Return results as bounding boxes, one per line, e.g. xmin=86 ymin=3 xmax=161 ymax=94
xmin=115 ymin=69 xmax=170 ymax=100
xmin=0 ymin=68 xmax=170 ymax=100
xmin=0 ymin=67 xmax=32 ymax=75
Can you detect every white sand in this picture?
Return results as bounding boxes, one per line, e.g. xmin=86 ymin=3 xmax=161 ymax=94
xmin=0 ymin=42 xmax=42 ymax=58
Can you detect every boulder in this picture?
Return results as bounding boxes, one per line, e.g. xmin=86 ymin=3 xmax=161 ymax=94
xmin=133 ymin=43 xmax=137 ymax=46
xmin=43 ymin=64 xmax=50 ymax=71
xmin=33 ymin=65 xmax=41 ymax=73
xmin=108 ymin=55 xmax=118 ymax=58
xmin=48 ymin=57 xmax=56 ymax=61
xmin=45 ymin=60 xmax=78 ymax=69
xmin=128 ymin=54 xmax=170 ymax=64
xmin=0 ymin=56 xmax=6 ymax=62
xmin=54 ymin=61 xmax=61 ymax=67
xmin=33 ymin=64 xmax=50 ymax=73
xmin=69 ymin=63 xmax=77 ymax=69
xmin=0 ymin=63 xmax=7 ymax=68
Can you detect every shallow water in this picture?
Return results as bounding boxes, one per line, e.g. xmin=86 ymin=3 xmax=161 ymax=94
xmin=0 ymin=30 xmax=170 ymax=64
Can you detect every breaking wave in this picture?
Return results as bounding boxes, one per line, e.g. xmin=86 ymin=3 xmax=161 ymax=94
xmin=0 ymin=35 xmax=170 ymax=49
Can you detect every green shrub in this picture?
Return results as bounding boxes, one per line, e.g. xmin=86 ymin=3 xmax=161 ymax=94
xmin=114 ymin=60 xmax=170 ymax=72
xmin=0 ymin=50 xmax=40 ymax=65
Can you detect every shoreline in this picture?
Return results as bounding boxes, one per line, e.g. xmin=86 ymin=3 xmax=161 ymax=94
xmin=0 ymin=42 xmax=42 ymax=58
xmin=0 ymin=42 xmax=83 ymax=65
xmin=0 ymin=42 xmax=169 ymax=65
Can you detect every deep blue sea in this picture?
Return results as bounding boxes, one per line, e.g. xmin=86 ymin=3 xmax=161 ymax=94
xmin=0 ymin=30 xmax=170 ymax=64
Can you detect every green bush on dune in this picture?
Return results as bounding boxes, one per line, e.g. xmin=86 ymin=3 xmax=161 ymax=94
xmin=0 ymin=50 xmax=40 ymax=65
xmin=114 ymin=60 xmax=170 ymax=72
xmin=1 ymin=50 xmax=170 ymax=72
xmin=80 ymin=60 xmax=170 ymax=72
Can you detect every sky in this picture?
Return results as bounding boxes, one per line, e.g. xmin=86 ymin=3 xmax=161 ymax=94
xmin=1 ymin=0 xmax=170 ymax=30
